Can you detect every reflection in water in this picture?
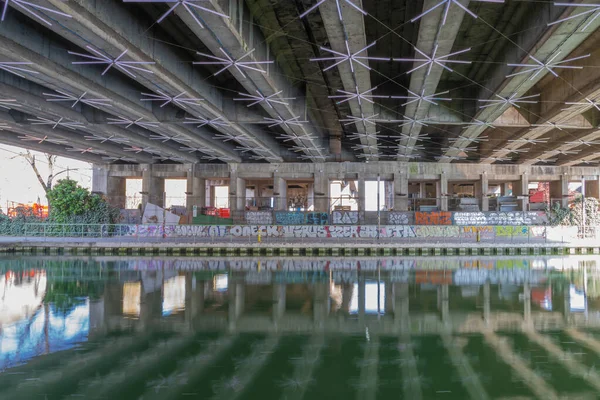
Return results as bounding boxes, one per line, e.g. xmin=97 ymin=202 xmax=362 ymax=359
xmin=0 ymin=256 xmax=599 ymax=399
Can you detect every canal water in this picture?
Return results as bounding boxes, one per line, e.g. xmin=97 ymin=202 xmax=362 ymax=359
xmin=0 ymin=256 xmax=599 ymax=399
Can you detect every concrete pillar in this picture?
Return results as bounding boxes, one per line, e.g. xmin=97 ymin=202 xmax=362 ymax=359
xmin=513 ymin=173 xmax=529 ymax=211
xmin=142 ymin=165 xmax=164 ymax=209
xmin=228 ymin=169 xmax=246 ymax=212
xmin=550 ymin=174 xmax=569 ymax=208
xmin=186 ymin=168 xmax=206 ymax=221
xmin=394 ymin=172 xmax=409 ymax=211
xmin=585 ymin=178 xmax=600 ymax=200
xmin=439 ymin=174 xmax=448 ymax=211
xmin=481 ymin=173 xmax=489 ymax=211
xmin=92 ymin=165 xmax=126 ymax=209
xmin=357 ymin=174 xmax=366 ymax=212
xmin=274 ymin=175 xmax=287 ymax=211
xmin=419 ymin=182 xmax=427 ymax=198
xmin=313 ymin=169 xmax=329 ymax=212
xmin=307 ymin=183 xmax=315 ymax=211
xmin=500 ymin=182 xmax=511 ymax=196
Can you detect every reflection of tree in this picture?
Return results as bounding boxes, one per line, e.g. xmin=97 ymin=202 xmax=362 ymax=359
xmin=43 ymin=280 xmax=103 ymax=315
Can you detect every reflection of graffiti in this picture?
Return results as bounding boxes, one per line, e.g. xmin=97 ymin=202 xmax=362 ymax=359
xmin=415 ymin=212 xmax=452 ymax=225
xmin=332 ymin=211 xmax=359 ymax=224
xmin=306 ymin=212 xmax=329 ymax=225
xmin=454 ymin=212 xmax=548 ymax=225
xmin=245 ymin=211 xmax=273 ymax=225
xmin=415 ymin=226 xmax=459 ymax=237
xmin=495 ymin=226 xmax=529 ymax=237
xmin=274 ymin=212 xmax=305 ymax=225
xmin=388 ymin=212 xmax=413 ymax=225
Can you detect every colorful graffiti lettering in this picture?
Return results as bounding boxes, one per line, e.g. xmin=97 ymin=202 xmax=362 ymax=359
xmin=387 ymin=212 xmax=413 ymax=225
xmin=332 ymin=211 xmax=359 ymax=224
xmin=274 ymin=212 xmax=305 ymax=225
xmin=415 ymin=211 xmax=452 ymax=225
xmin=306 ymin=212 xmax=329 ymax=225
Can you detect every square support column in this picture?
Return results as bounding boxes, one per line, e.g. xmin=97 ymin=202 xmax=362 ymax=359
xmin=186 ymin=167 xmax=206 ymax=221
xmin=513 ymin=173 xmax=529 ymax=211
xmin=439 ymin=174 xmax=448 ymax=211
xmin=142 ymin=165 xmax=164 ymax=210
xmin=585 ymin=178 xmax=600 ymax=200
xmin=314 ymin=168 xmax=329 ymax=212
xmin=394 ymin=171 xmax=409 ymax=211
xmin=357 ymin=174 xmax=366 ymax=212
xmin=481 ymin=173 xmax=489 ymax=211
xmin=550 ymin=174 xmax=569 ymax=208
xmin=228 ymin=173 xmax=246 ymax=212
xmin=92 ymin=165 xmax=126 ymax=209
xmin=274 ymin=175 xmax=287 ymax=211
xmin=419 ymin=182 xmax=427 ymax=199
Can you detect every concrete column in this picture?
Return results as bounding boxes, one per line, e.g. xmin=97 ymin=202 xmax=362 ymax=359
xmin=394 ymin=172 xmax=409 ymax=211
xmin=500 ymin=182 xmax=511 ymax=196
xmin=228 ymin=169 xmax=246 ymax=212
xmin=419 ymin=182 xmax=427 ymax=198
xmin=550 ymin=174 xmax=569 ymax=208
xmin=585 ymin=178 xmax=600 ymax=200
xmin=142 ymin=165 xmax=164 ymax=209
xmin=357 ymin=174 xmax=366 ymax=212
xmin=513 ymin=173 xmax=529 ymax=211
xmin=274 ymin=174 xmax=287 ymax=211
xmin=92 ymin=165 xmax=126 ymax=209
xmin=439 ymin=174 xmax=448 ymax=211
xmin=186 ymin=169 xmax=206 ymax=220
xmin=313 ymin=169 xmax=329 ymax=212
xmin=481 ymin=173 xmax=489 ymax=211
xmin=307 ymin=183 xmax=315 ymax=211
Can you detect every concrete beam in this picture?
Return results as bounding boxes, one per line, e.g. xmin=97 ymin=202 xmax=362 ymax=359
xmin=0 ymin=80 xmax=200 ymax=163
xmin=318 ymin=0 xmax=379 ymax=158
xmin=0 ymin=19 xmax=243 ymax=163
xmin=0 ymin=130 xmax=106 ymax=164
xmin=402 ymin=0 xmax=469 ymax=157
xmin=486 ymin=29 xmax=600 ymax=162
xmin=444 ymin=1 xmax=600 ymax=161
xmin=39 ymin=0 xmax=281 ymax=162
xmin=174 ymin=0 xmax=327 ymax=160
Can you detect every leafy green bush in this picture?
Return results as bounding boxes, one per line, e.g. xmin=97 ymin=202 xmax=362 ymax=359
xmin=46 ymin=179 xmax=120 ymax=224
xmin=546 ymin=197 xmax=600 ymax=226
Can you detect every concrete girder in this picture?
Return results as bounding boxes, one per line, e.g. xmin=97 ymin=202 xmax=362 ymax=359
xmin=37 ymin=0 xmax=281 ymax=162
xmin=520 ymin=128 xmax=600 ymax=165
xmin=0 ymin=23 xmax=242 ymax=163
xmin=401 ymin=0 xmax=469 ymax=158
xmin=485 ymin=29 xmax=600 ymax=163
xmin=0 ymin=130 xmax=107 ymax=164
xmin=173 ymin=0 xmax=327 ymax=160
xmin=0 ymin=113 xmax=156 ymax=163
xmin=444 ymin=1 xmax=600 ymax=161
xmin=0 ymin=80 xmax=200 ymax=163
xmin=318 ymin=0 xmax=379 ymax=159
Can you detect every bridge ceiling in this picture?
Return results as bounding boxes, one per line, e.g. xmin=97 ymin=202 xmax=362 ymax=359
xmin=0 ymin=0 xmax=599 ymax=167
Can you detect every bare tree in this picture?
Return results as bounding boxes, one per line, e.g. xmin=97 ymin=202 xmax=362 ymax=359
xmin=13 ymin=150 xmax=77 ymax=198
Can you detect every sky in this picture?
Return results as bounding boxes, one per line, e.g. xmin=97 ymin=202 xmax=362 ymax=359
xmin=0 ymin=144 xmax=92 ymax=210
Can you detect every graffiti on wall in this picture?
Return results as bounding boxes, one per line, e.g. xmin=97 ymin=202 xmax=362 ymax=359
xmin=332 ymin=211 xmax=359 ymax=224
xmin=453 ymin=212 xmax=548 ymax=226
xmin=415 ymin=212 xmax=452 ymax=225
xmin=387 ymin=212 xmax=414 ymax=225
xmin=494 ymin=226 xmax=529 ymax=237
xmin=245 ymin=211 xmax=273 ymax=225
xmin=461 ymin=226 xmax=494 ymax=240
xmin=306 ymin=212 xmax=329 ymax=225
xmin=274 ymin=212 xmax=305 ymax=225
xmin=415 ymin=226 xmax=459 ymax=237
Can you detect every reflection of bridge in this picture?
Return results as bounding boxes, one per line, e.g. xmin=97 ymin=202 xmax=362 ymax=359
xmin=2 ymin=261 xmax=600 ymax=398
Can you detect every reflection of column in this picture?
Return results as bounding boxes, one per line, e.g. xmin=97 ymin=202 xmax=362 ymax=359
xmin=185 ymin=275 xmax=205 ymax=325
xmin=313 ymin=283 xmax=329 ymax=327
xmin=483 ymin=282 xmax=490 ymax=324
xmin=228 ymin=283 xmax=245 ymax=331
xmin=438 ymin=285 xmax=449 ymax=323
xmin=140 ymin=287 xmax=162 ymax=329
xmin=89 ymin=298 xmax=105 ymax=336
xmin=394 ymin=283 xmax=409 ymax=331
xmin=385 ymin=283 xmax=394 ymax=315
xmin=105 ymin=281 xmax=124 ymax=327
xmin=564 ymin=283 xmax=571 ymax=322
xmin=273 ymin=284 xmax=286 ymax=322
xmin=341 ymin=283 xmax=354 ymax=314
xmin=358 ymin=279 xmax=366 ymax=323
xmin=523 ymin=282 xmax=531 ymax=327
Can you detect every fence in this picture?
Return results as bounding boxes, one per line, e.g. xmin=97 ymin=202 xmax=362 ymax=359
xmin=0 ymin=223 xmax=592 ymax=244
